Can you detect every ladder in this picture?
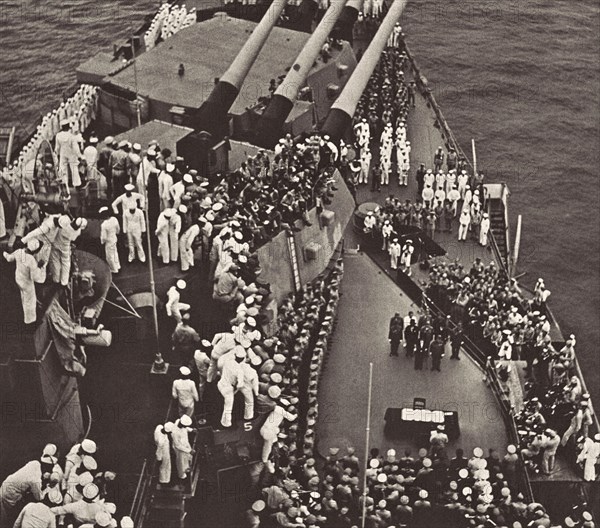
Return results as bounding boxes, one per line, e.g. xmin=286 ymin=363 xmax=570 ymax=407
xmin=286 ymin=233 xmax=302 ymax=291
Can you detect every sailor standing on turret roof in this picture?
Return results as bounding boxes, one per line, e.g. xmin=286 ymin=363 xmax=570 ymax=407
xmin=55 ymin=118 xmax=83 ymax=188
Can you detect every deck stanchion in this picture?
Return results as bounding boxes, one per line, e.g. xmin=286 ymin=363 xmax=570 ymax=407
xmin=361 ymin=362 xmax=374 ymax=528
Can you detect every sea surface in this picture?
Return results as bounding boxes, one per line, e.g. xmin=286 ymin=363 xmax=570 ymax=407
xmin=1 ymin=0 xmax=598 ymax=402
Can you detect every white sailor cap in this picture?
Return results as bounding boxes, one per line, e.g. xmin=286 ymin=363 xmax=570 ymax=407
xmin=163 ymin=421 xmax=175 ymax=433
xmin=132 ymin=143 xmax=141 ymax=151
xmin=166 ymin=163 xmax=175 ymax=172
xmin=212 ymin=202 xmax=224 ymax=212
xmin=176 ymin=279 xmax=187 ymax=289
xmin=118 ymin=140 xmax=128 ymax=148
xmin=60 ymin=119 xmax=70 ymax=127
xmin=178 ymin=205 xmax=188 ymax=214
xmin=27 ymin=239 xmax=41 ymax=252
xmin=179 ymin=366 xmax=191 ymax=376
xmin=183 ymin=173 xmax=193 ymax=183
xmin=124 ymin=183 xmax=135 ymax=192
xmin=83 ymin=482 xmax=100 ymax=500
xmin=81 ymin=439 xmax=97 ymax=454
xmin=120 ymin=516 xmax=135 ymax=528
xmin=95 ymin=511 xmax=112 ymax=527
xmin=179 ymin=414 xmax=192 ymax=427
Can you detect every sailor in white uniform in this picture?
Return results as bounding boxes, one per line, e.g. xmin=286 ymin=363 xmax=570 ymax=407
xmin=479 ymin=212 xmax=490 ymax=246
xmin=99 ymin=207 xmax=121 ymax=274
xmin=165 ymin=280 xmax=190 ymax=323
xmin=156 ymin=208 xmax=174 ymax=265
xmin=123 ymin=206 xmax=146 ymax=263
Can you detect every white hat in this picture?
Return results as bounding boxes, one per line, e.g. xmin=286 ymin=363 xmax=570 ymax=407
xmin=183 ymin=174 xmax=193 ymax=183
xmin=234 ymin=231 xmax=243 ymax=241
xmin=47 ymin=487 xmax=63 ymax=505
xmin=42 ymin=443 xmax=57 ymax=457
xmin=78 ymin=471 xmax=94 ymax=486
xmin=132 ymin=143 xmax=141 ymax=151
xmin=179 ymin=415 xmax=192 ymax=427
xmin=89 ymin=136 xmax=99 ymax=144
xmin=419 ymin=490 xmax=428 ymax=499
xmin=251 ymin=355 xmax=262 ymax=366
xmin=473 ymin=447 xmax=483 ymax=458
xmin=82 ymin=455 xmax=97 ymax=471
xmin=118 ymin=140 xmax=127 ymax=148
xmin=176 ymin=279 xmax=187 ymax=290
xmin=124 ymin=183 xmax=135 ymax=192
xmin=212 ymin=202 xmax=224 ymax=212
xmin=40 ymin=454 xmax=58 ymax=466
xmin=178 ymin=205 xmax=188 ymax=214
xmin=27 ymin=239 xmax=41 ymax=252
xmin=166 ymin=163 xmax=175 ymax=172
xmin=377 ymin=473 xmax=387 ymax=483
xmin=95 ymin=511 xmax=112 ymax=527
xmin=235 ymin=348 xmax=246 ymax=359
xmin=179 ymin=366 xmax=191 ymax=376
xmin=369 ymin=458 xmax=380 ymax=469
xmin=273 ymin=353 xmax=286 ymax=364
xmin=81 ymin=439 xmax=97 ymax=454
xmin=163 ymin=422 xmax=175 ymax=433
xmin=120 ymin=517 xmax=135 ymax=528
xmin=104 ymin=502 xmax=117 ymax=515
xmin=60 ymin=118 xmax=70 ymax=127
xmin=104 ymin=136 xmax=114 ymax=144
xmin=83 ymin=482 xmax=100 ymax=500
xmin=268 ymin=386 xmax=281 ymax=399
xmin=58 ymin=215 xmax=71 ymax=228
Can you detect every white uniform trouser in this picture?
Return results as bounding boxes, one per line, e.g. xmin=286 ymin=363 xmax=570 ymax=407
xmin=239 ymin=386 xmax=254 ymax=420
xmin=380 ymin=162 xmax=390 ymax=185
xmin=104 ymin=241 xmax=120 ymax=273
xmin=390 ymin=254 xmax=399 ymax=269
xmin=218 ymin=380 xmax=236 ymax=427
xmin=127 ymin=231 xmax=146 ymax=261
xmin=359 ymin=159 xmax=370 ymax=184
xmin=49 ymin=246 xmax=71 ymax=286
xmin=60 ymin=157 xmax=81 ymax=187
xmin=157 ymin=444 xmax=171 ymax=484
xmin=157 ymin=233 xmax=170 ymax=264
xmin=16 ymin=276 xmax=37 ymax=324
xmin=179 ymin=238 xmax=194 ymax=272
xmin=260 ymin=425 xmax=279 ymax=463
xmin=480 ymin=229 xmax=489 ymax=246
xmin=174 ymin=448 xmax=192 ymax=479
xmin=458 ymin=222 xmax=470 ymax=241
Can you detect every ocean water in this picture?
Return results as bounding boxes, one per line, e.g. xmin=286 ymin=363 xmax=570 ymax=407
xmin=1 ymin=0 xmax=598 ymax=402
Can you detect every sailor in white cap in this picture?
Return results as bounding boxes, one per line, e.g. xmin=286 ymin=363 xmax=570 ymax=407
xmin=168 ymin=205 xmax=182 ymax=262
xmin=576 ymin=432 xmax=600 ymax=481
xmin=3 ymin=238 xmax=45 ymax=323
xmin=179 ymin=214 xmax=200 ymax=272
xmin=49 ymin=215 xmax=87 ymax=286
xmin=158 ymin=163 xmax=174 ymax=211
xmin=0 ymin=454 xmax=57 ymax=523
xmin=218 ymin=347 xmax=247 ymax=428
xmin=381 ymin=219 xmax=393 ymax=251
xmin=165 ymin=279 xmax=190 ymax=323
xmin=363 ymin=210 xmax=376 ymax=235
xmin=155 ymin=208 xmax=174 ymax=264
xmin=171 ymin=415 xmax=193 ymax=479
xmin=50 ymin=482 xmax=105 ymax=524
xmin=55 ymin=117 xmax=83 ymax=187
xmin=83 ymin=136 xmax=99 ymax=184
xmin=458 ymin=206 xmax=471 ymax=242
xmin=388 ymin=237 xmax=402 ymax=270
xmin=400 ymin=239 xmax=414 ymax=276
xmin=12 ymin=487 xmax=63 ymax=528
xmin=193 ymin=343 xmax=211 ymax=401
xmin=154 ymin=422 xmax=174 ymax=484
xmin=172 ymin=366 xmax=199 ymax=418
xmin=457 ymin=170 xmax=469 ymax=199
xmin=111 ymin=183 xmax=144 ymax=222
xmin=359 ymin=146 xmax=372 ymax=185
xmin=123 ymin=201 xmax=146 ymax=263
xmin=99 ymin=206 xmax=121 ymax=273
xmin=259 ymin=399 xmax=297 ymax=464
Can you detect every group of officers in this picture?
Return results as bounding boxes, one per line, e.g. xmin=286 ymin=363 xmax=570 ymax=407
xmin=0 ymin=439 xmax=133 ymax=528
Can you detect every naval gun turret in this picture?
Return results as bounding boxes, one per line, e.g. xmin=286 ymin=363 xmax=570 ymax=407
xmin=177 ymin=0 xmax=289 ymax=169
xmin=254 ymin=0 xmax=349 ymax=148
xmin=321 ymin=0 xmax=408 ymax=141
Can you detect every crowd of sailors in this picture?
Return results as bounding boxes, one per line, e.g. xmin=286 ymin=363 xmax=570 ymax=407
xmin=0 ymin=439 xmax=131 ymax=528
xmin=426 ymin=261 xmax=599 ymax=482
xmin=143 ymin=3 xmax=197 ymax=51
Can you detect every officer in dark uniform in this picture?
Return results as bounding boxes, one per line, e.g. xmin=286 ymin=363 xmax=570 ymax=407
xmin=416 ymin=163 xmax=426 ymax=196
xmin=450 ymin=323 xmax=464 ymax=360
xmin=430 ymin=335 xmax=444 ymax=372
xmin=405 ymin=320 xmax=419 ymax=358
xmin=388 ymin=312 xmax=404 ymax=356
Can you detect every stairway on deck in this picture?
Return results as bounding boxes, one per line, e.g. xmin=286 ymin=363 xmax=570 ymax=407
xmin=489 ymin=199 xmax=509 ymax=266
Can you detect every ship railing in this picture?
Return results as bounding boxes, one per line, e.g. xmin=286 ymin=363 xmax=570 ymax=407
xmin=421 ymin=293 xmax=535 ymax=501
xmin=129 ymin=458 xmax=155 ymax=528
xmin=402 ymin=41 xmax=471 ymax=168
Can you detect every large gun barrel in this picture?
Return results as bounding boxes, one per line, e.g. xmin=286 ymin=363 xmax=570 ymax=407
xmin=321 ymin=0 xmax=408 ymax=141
xmin=255 ymin=0 xmax=348 ymax=147
xmin=331 ymin=0 xmax=363 ymax=43
xmin=190 ymin=0 xmax=289 ymax=138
